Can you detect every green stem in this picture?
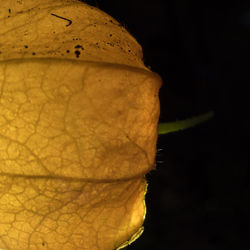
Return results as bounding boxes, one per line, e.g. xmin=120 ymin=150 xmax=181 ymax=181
xmin=158 ymin=111 xmax=214 ymax=135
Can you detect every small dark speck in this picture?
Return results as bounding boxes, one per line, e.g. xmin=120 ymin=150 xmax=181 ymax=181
xmin=128 ymin=49 xmax=131 ymax=52
xmin=32 ymin=52 xmax=36 ymax=55
xmin=109 ymin=19 xmax=113 ymax=23
xmin=24 ymin=45 xmax=28 ymax=48
xmin=109 ymin=34 xmax=112 ymax=37
xmin=74 ymin=45 xmax=84 ymax=50
xmin=107 ymin=42 xmax=114 ymax=47
xmin=8 ymin=9 xmax=11 ymax=13
xmin=0 ymin=51 xmax=2 ymax=54
xmin=75 ymin=50 xmax=80 ymax=58
xmin=42 ymin=242 xmax=45 ymax=246
xmin=104 ymin=22 xmax=107 ymax=25
xmin=66 ymin=50 xmax=70 ymax=53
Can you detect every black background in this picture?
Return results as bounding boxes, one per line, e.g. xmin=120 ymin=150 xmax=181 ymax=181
xmin=82 ymin=1 xmax=250 ymax=249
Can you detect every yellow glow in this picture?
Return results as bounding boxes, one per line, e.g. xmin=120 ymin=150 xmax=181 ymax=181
xmin=0 ymin=0 xmax=161 ymax=249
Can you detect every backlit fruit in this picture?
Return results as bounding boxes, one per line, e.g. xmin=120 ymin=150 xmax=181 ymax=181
xmin=0 ymin=1 xmax=161 ymax=249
